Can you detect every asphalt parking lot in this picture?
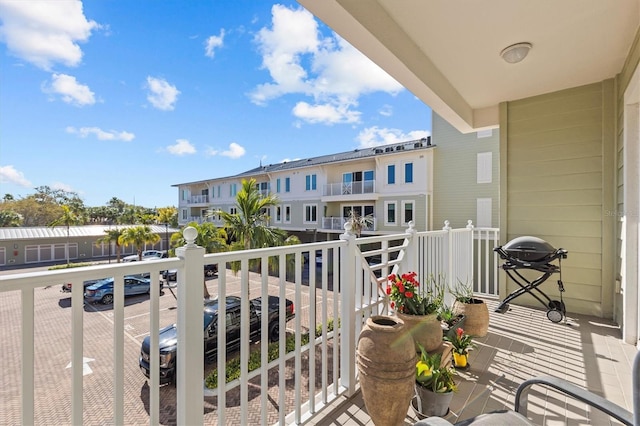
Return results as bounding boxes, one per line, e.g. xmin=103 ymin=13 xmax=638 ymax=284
xmin=1 ymin=267 xmax=337 ymax=425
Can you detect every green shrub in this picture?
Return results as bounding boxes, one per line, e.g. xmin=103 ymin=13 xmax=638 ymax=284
xmin=204 ymin=318 xmax=337 ymax=389
xmin=49 ymin=262 xmax=93 ymax=270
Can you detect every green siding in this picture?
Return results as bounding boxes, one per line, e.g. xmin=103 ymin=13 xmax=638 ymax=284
xmin=432 ymin=113 xmax=500 ymax=229
xmin=504 ymin=81 xmax=616 ymax=317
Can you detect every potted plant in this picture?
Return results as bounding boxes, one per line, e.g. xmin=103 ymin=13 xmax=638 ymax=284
xmin=444 ymin=327 xmax=475 ymax=368
xmin=387 ymin=272 xmax=445 ymax=352
xmin=450 ymin=279 xmax=489 ymax=337
xmin=438 ymin=303 xmax=465 ymax=338
xmin=413 ymin=344 xmax=457 ymax=417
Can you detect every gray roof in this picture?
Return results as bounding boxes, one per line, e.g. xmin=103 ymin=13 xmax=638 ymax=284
xmin=0 ymin=225 xmax=179 ymax=241
xmin=173 ymin=137 xmax=434 ymax=186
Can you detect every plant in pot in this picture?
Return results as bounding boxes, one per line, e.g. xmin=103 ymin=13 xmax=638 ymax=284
xmin=387 ymin=272 xmax=445 ymax=352
xmin=444 ymin=327 xmax=475 ymax=369
xmin=450 ymin=279 xmax=489 ymax=337
xmin=413 ymin=344 xmax=458 ymax=417
xmin=438 ymin=303 xmax=465 ymax=339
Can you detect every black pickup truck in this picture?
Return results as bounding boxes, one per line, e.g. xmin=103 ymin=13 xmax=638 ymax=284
xmin=139 ymin=295 xmax=295 ymax=385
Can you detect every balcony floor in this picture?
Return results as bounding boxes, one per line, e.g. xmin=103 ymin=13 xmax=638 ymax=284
xmin=311 ymin=299 xmax=638 ymax=426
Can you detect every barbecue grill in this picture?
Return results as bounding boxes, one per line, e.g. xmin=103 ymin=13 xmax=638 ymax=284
xmin=494 ymin=236 xmax=568 ymax=323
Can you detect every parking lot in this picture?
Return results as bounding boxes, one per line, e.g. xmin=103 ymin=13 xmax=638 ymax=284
xmin=1 ymin=267 xmax=337 ymax=425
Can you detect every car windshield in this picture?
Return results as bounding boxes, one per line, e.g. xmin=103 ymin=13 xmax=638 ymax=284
xmin=204 ymin=311 xmax=214 ymax=329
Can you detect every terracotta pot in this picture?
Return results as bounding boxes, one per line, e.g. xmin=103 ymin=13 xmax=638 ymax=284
xmin=357 ymin=315 xmax=417 ymax=426
xmin=396 ymin=312 xmax=443 ymax=353
xmin=414 ymin=383 xmax=454 ymax=417
xmin=452 ymin=299 xmax=489 ymax=337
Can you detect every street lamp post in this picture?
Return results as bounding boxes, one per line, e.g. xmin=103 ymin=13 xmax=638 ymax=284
xmin=165 ymin=223 xmax=170 ymax=255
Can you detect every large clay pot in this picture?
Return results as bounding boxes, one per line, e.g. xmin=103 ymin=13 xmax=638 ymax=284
xmin=396 ymin=312 xmax=443 ymax=353
xmin=452 ymin=299 xmax=489 ymax=337
xmin=357 ymin=315 xmax=417 ymax=426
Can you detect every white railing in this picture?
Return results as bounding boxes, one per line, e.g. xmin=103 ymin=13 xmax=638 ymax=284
xmin=322 ymin=180 xmax=375 ymax=196
xmin=189 ymin=195 xmax=209 ymax=204
xmin=321 ymin=216 xmax=377 ymax=231
xmin=0 ymin=221 xmax=494 ymax=425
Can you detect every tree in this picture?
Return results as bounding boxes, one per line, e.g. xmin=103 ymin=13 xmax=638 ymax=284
xmin=156 ymin=206 xmax=178 ymax=227
xmin=96 ymin=228 xmax=124 ymax=263
xmin=172 ymin=222 xmax=228 ymax=254
xmin=119 ymin=226 xmax=161 ymax=260
xmin=0 ymin=210 xmax=22 ymax=226
xmin=50 ymin=205 xmax=82 ymax=265
xmin=214 ymin=178 xmax=284 ymax=250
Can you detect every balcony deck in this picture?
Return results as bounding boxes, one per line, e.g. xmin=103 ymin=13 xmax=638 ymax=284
xmin=312 ymin=299 xmax=637 ymax=426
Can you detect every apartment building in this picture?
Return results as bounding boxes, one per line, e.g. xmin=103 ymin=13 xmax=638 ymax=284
xmin=174 ymin=138 xmax=434 ymax=241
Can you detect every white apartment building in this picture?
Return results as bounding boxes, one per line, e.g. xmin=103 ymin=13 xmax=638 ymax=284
xmin=174 ymin=138 xmax=434 ymax=241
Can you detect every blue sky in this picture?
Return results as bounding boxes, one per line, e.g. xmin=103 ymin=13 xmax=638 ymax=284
xmin=0 ymin=0 xmax=431 ymax=208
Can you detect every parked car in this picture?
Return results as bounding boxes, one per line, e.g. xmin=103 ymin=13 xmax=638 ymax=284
xmin=122 ymin=250 xmax=167 ymax=263
xmin=84 ymin=276 xmax=162 ymax=304
xmin=61 ymin=278 xmax=102 ymax=293
xmin=162 ymin=264 xmax=218 ymax=282
xmin=139 ymin=295 xmax=295 ymax=385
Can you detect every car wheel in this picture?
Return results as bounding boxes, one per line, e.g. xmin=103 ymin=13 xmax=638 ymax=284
xmin=101 ymin=294 xmax=114 ymax=304
xmin=268 ymin=322 xmax=280 ymax=342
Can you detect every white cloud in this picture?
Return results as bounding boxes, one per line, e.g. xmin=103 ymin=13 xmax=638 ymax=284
xmin=66 ymin=126 xmax=134 ymax=141
xmin=0 ymin=165 xmax=32 ymax=187
xmin=379 ymin=104 xmax=393 ymax=117
xmin=167 ymin=139 xmax=196 ymax=155
xmin=50 ymin=181 xmax=74 ymax=193
xmin=204 ymin=29 xmax=225 ymax=58
xmin=146 ymin=76 xmax=180 ymax=111
xmin=292 ymin=101 xmax=360 ymax=125
xmin=204 ymin=147 xmax=219 ymax=157
xmin=0 ymin=0 xmax=100 ymax=70
xmin=220 ymin=142 xmax=245 ymax=159
xmin=43 ymin=73 xmax=95 ymax=106
xmin=249 ymin=5 xmax=402 ymax=125
xmin=356 ymin=126 xmax=430 ymax=148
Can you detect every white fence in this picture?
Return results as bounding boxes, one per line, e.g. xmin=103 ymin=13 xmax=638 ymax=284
xmin=0 ymin=221 xmax=498 ymax=425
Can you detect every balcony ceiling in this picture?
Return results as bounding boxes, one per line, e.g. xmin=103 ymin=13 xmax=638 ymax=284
xmin=297 ymin=0 xmax=640 ymax=133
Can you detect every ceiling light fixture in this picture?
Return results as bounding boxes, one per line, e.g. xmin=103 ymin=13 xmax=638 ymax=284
xmin=500 ymin=42 xmax=532 ymax=64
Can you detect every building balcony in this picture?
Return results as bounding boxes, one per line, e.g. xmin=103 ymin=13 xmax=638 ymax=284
xmin=1 ymin=224 xmax=636 ymax=425
xmin=321 ymin=216 xmax=377 ymax=232
xmin=186 ymin=195 xmax=209 ymax=205
xmin=322 ymin=180 xmax=377 ymax=201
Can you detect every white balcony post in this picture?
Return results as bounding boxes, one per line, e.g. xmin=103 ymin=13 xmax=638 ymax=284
xmin=175 ymin=226 xmax=205 ymax=426
xmin=404 ymin=221 xmax=418 ymax=273
xmin=443 ymin=220 xmax=454 ymax=286
xmin=339 ymin=222 xmax=357 ymax=396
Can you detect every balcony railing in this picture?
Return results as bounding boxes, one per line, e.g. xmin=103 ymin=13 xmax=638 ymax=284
xmin=1 ymin=221 xmax=498 ymax=425
xmin=321 ymin=216 xmax=377 ymax=232
xmin=323 ymin=180 xmax=375 ymax=196
xmin=188 ymin=195 xmax=209 ymax=204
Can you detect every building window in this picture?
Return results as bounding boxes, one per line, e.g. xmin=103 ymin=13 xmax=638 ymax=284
xmin=404 ymin=163 xmax=413 ymax=183
xmin=276 ymin=178 xmax=281 ymax=193
xmin=285 ymin=177 xmax=291 ymax=192
xmin=230 ymin=183 xmax=238 ymax=197
xmin=230 ymin=207 xmax=237 ymax=215
xmin=304 ymin=204 xmax=318 ymax=223
xmin=385 ymin=201 xmax=397 ymax=225
xmin=477 ymin=152 xmax=492 ymax=183
xmin=217 ymin=185 xmax=221 ymax=198
xmin=402 ymin=200 xmax=414 ymax=225
xmin=284 ymin=205 xmax=291 ymax=223
xmin=181 ymin=209 xmax=187 ymax=220
xmin=476 ymin=198 xmax=492 ymax=227
xmin=387 ymin=165 xmax=395 ymax=184
xmin=275 ymin=206 xmax=282 ymax=223
xmin=182 ymin=190 xmax=188 ymax=201
xmin=305 ymin=174 xmax=317 ymax=191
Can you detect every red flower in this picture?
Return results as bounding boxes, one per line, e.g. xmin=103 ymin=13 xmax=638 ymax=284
xmin=456 ymin=328 xmax=464 ymax=338
xmin=390 ymin=301 xmax=395 ymax=309
xmin=398 ymin=283 xmax=405 ymax=293
xmin=386 ymin=286 xmax=391 ymax=295
xmin=405 ymin=291 xmax=414 ymax=298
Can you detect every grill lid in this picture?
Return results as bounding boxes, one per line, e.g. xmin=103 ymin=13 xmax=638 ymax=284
xmin=502 ymin=236 xmax=557 ymax=262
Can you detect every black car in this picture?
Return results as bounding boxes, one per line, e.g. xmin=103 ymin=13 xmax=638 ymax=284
xmin=139 ymin=295 xmax=294 ymax=385
xmin=162 ymin=264 xmax=218 ymax=282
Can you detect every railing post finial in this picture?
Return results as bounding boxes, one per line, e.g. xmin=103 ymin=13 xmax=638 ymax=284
xmin=183 ymin=226 xmax=198 ymax=248
xmin=443 ymin=220 xmax=451 ymax=231
xmin=466 ymin=220 xmax=474 ymax=229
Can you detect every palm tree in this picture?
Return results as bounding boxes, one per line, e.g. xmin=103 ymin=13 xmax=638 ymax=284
xmin=214 ymin=178 xmax=284 ymax=250
xmin=173 ymin=222 xmax=228 ymax=253
xmin=96 ymin=228 xmax=124 ymax=263
xmin=50 ymin=205 xmax=81 ymax=265
xmin=119 ymin=226 xmax=161 ymax=260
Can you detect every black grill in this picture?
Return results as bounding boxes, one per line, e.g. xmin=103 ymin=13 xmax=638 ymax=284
xmin=494 ymin=236 xmax=568 ymax=323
